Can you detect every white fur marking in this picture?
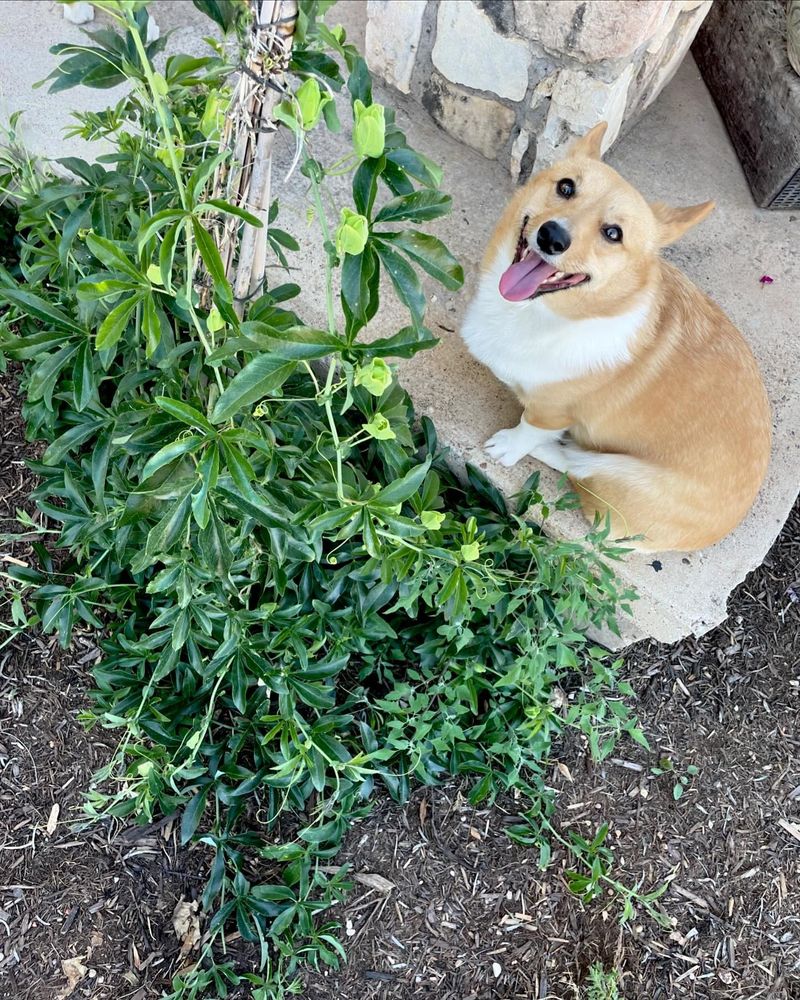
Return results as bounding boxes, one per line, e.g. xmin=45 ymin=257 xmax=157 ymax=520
xmin=462 ymin=256 xmax=650 ymax=394
xmin=485 ymin=418 xmax=565 ymax=468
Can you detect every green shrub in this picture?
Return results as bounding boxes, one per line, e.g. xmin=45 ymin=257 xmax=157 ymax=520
xmin=0 ymin=2 xmax=641 ymax=994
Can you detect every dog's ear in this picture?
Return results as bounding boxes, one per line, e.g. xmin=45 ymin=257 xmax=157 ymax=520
xmin=651 ymin=200 xmax=715 ymax=244
xmin=569 ymin=122 xmax=608 ymax=160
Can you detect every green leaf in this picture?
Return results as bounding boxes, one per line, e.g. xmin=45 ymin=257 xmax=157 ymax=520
xmin=355 ymin=325 xmax=437 ymax=360
xmin=155 ymin=397 xmax=215 ymax=434
xmin=91 ymin=431 xmax=112 ymax=505
xmin=42 ymin=420 xmax=102 ymax=466
xmin=347 ymin=55 xmax=372 ymax=107
xmin=0 ymin=329 xmax=69 ymax=361
xmin=145 ymin=487 xmax=193 ymax=557
xmin=142 ymin=294 xmax=162 ymax=357
xmin=181 ymin=786 xmax=209 ymax=844
xmin=210 ymin=354 xmax=297 ymax=423
xmin=352 ymin=155 xmax=385 ymax=218
xmin=374 ymin=190 xmax=452 ymax=225
xmin=142 ymin=435 xmax=205 ymax=481
xmin=187 ymin=152 xmax=229 ymax=205
xmin=71 ymin=340 xmax=95 ymax=412
xmin=137 ymin=208 xmax=186 ymax=249
xmin=322 ymin=98 xmax=341 ymax=133
xmin=269 ymin=904 xmax=297 ymax=938
xmin=291 ymin=48 xmax=343 ymax=90
xmin=386 ymin=147 xmax=443 ymax=189
xmin=465 ymin=464 xmax=507 ymax=516
xmin=192 ymin=217 xmax=232 ymax=302
xmin=374 ymin=243 xmax=426 ymax=328
xmin=159 ymin=221 xmax=180 ymax=293
xmin=216 ymin=485 xmax=295 ymax=534
xmin=192 ymin=446 xmax=219 ymax=528
xmin=269 ymin=228 xmax=300 ymax=251
xmin=59 ymin=202 xmax=91 ymax=267
xmin=340 ymin=245 xmax=376 ymax=326
xmin=191 ymin=0 xmax=246 ymax=33
xmin=27 ymin=343 xmax=80 ymax=405
xmin=380 ymin=231 xmax=464 ymax=290
xmin=95 ymin=293 xmax=140 ymax=351
xmin=0 ymin=286 xmax=83 ymax=334
xmin=241 ymin=323 xmax=343 ymax=360
xmin=85 ymin=233 xmax=142 ymax=282
xmin=202 ymin=199 xmax=263 ymax=228
xmin=77 ymin=278 xmax=138 ymax=302
xmin=199 ymin=505 xmax=234 ymax=577
xmin=375 ymin=459 xmax=431 ymax=506
xmin=220 ymin=440 xmax=256 ymax=499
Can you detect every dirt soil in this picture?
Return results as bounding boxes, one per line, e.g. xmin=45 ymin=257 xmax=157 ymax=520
xmin=1 ymin=364 xmax=799 ymax=1000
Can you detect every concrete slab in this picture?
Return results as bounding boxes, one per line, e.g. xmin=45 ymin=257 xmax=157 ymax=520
xmin=2 ymin=1 xmax=797 ymax=646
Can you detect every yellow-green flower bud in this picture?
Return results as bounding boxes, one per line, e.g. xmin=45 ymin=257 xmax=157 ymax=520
xmin=335 ymin=208 xmax=369 ymax=257
xmin=353 ymin=99 xmax=386 ymax=158
xmin=296 ymin=78 xmax=329 ymax=130
xmin=355 ymin=358 xmax=392 ymax=396
xmin=364 ymin=413 xmax=395 ymax=440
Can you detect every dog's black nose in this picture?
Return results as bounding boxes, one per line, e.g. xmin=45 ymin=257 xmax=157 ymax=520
xmin=537 ymin=220 xmax=571 ymax=255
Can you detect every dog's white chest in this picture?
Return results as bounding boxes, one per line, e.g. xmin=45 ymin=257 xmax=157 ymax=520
xmin=461 ymin=264 xmax=648 ymax=394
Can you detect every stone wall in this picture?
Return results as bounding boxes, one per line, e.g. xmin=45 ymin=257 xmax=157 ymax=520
xmin=365 ymin=0 xmax=712 ymax=179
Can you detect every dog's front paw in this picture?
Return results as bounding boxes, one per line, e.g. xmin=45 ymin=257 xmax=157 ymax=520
xmin=485 ymin=428 xmax=529 ymax=467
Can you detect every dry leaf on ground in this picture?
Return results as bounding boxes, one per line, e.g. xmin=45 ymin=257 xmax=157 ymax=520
xmin=56 ymin=956 xmax=89 ymax=1000
xmin=171 ymin=898 xmax=201 ymax=958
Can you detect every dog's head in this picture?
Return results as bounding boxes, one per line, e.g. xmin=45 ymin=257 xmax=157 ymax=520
xmin=498 ymin=123 xmax=714 ymax=313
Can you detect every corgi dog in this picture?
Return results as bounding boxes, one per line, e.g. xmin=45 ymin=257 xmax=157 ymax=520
xmin=461 ymin=122 xmax=771 ymax=553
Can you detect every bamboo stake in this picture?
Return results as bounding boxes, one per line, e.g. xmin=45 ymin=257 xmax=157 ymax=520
xmin=200 ymin=0 xmax=297 ymax=314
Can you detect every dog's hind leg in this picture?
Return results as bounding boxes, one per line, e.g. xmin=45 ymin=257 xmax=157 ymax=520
xmin=530 ymin=439 xmax=650 ymax=480
xmin=531 ymin=439 xmax=670 ymax=547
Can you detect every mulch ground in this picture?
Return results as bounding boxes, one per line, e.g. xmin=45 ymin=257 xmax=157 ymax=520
xmin=1 ymin=363 xmax=798 ymax=999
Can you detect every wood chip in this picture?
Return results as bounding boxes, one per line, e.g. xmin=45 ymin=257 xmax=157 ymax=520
xmin=673 ymin=884 xmax=710 ymax=910
xmin=777 ymin=817 xmax=800 ymax=843
xmin=354 ymin=872 xmax=395 ymax=893
xmin=46 ymin=803 xmax=60 ymax=836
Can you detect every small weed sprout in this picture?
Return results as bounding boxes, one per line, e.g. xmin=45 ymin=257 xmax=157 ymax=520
xmin=585 ymin=963 xmax=621 ymax=1000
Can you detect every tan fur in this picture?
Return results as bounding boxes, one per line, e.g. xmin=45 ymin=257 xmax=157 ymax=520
xmin=478 ymin=124 xmax=771 ymax=551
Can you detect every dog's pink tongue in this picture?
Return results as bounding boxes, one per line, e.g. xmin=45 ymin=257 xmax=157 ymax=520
xmin=499 ymin=252 xmax=557 ymax=301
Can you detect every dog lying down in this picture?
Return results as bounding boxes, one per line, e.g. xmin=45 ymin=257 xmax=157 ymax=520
xmin=461 ymin=122 xmax=771 ymax=553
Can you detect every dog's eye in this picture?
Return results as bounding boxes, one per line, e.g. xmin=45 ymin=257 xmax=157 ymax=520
xmin=602 ymin=225 xmax=623 ymax=243
xmin=556 ymin=178 xmax=575 ymax=199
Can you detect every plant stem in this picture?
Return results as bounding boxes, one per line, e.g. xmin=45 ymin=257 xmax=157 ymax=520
xmin=124 ymin=9 xmax=224 ymax=394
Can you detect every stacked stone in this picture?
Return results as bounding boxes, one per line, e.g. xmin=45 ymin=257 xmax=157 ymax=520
xmin=365 ymin=0 xmax=711 ymax=179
